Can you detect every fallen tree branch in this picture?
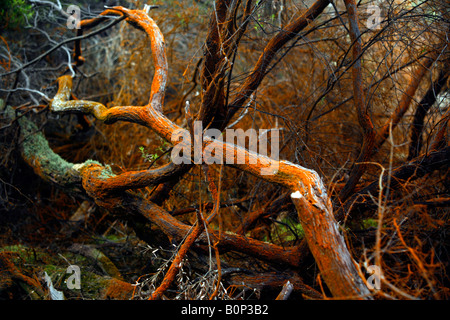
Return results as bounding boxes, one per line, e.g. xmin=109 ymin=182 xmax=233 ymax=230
xmin=3 ymin=4 xmax=372 ymax=299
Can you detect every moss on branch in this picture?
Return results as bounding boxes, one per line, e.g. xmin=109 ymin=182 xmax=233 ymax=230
xmin=1 ymin=100 xmax=112 ymax=191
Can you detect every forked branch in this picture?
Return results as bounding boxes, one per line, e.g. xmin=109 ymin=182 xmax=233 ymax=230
xmin=24 ymin=4 xmax=371 ymax=298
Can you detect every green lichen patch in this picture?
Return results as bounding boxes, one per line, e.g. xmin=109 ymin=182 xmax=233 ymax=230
xmin=1 ymin=102 xmax=116 ymax=187
xmin=73 ymin=160 xmax=116 ymax=180
xmin=2 ymin=103 xmax=76 ymax=184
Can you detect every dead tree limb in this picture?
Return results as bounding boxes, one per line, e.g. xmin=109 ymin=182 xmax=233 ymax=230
xmin=4 ymin=4 xmax=372 ymax=299
xmin=339 ymin=0 xmax=376 ymax=202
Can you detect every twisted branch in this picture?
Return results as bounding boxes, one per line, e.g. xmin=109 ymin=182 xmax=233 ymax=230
xmin=17 ymin=4 xmax=371 ymax=298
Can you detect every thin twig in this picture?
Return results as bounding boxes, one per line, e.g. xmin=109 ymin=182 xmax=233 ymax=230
xmin=0 ymin=16 xmax=126 ymax=78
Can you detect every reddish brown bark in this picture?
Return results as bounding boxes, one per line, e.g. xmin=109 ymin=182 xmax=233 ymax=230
xmin=339 ymin=0 xmax=376 ymax=202
xmin=27 ymin=4 xmax=372 ymax=299
xmin=374 ymin=55 xmax=437 ymax=152
xmin=429 ymin=107 xmax=450 ymax=152
xmin=149 ymin=213 xmax=206 ymax=300
xmin=225 ymin=0 xmax=331 ymax=128
xmin=338 ymin=3 xmax=439 ymax=203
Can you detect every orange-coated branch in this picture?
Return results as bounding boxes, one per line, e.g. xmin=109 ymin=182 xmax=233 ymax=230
xmin=46 ymin=5 xmax=371 ymax=299
xmin=50 ymin=76 xmax=146 ymax=125
xmin=149 ymin=213 xmax=205 ymax=300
